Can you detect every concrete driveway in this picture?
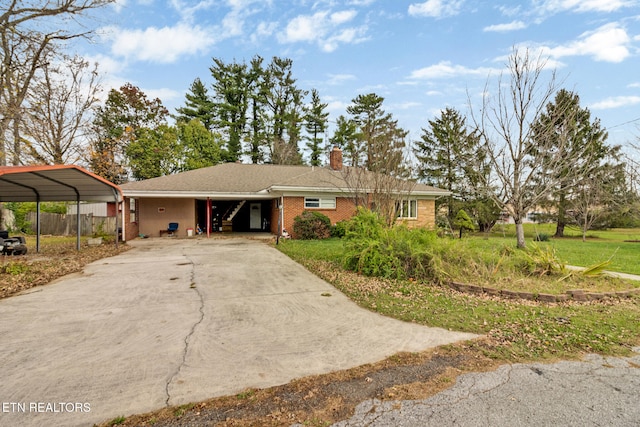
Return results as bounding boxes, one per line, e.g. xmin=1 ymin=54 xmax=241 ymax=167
xmin=0 ymin=237 xmax=476 ymax=427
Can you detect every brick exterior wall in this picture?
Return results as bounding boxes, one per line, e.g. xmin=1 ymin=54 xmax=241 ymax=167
xmin=397 ymin=199 xmax=436 ymax=229
xmin=122 ymin=197 xmax=139 ymax=241
xmin=281 ymin=196 xmax=358 ymax=237
xmin=277 ymin=196 xmax=437 ymax=237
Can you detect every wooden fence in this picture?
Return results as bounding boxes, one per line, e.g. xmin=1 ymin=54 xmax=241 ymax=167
xmin=25 ymin=212 xmax=117 ymax=236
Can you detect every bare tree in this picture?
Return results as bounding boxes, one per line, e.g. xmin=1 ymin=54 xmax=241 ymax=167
xmin=21 ymin=55 xmax=101 ymax=164
xmin=0 ymin=0 xmax=113 ymax=165
xmin=471 ymin=47 xmax=589 ymax=248
xmin=339 ymin=124 xmax=415 ymax=226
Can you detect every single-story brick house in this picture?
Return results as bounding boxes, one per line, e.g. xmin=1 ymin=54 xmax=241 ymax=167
xmin=119 ymin=148 xmax=449 ymax=240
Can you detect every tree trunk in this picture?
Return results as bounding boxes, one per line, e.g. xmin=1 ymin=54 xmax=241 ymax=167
xmin=515 ymin=220 xmax=526 ymax=248
xmin=554 ymin=191 xmax=566 ymax=237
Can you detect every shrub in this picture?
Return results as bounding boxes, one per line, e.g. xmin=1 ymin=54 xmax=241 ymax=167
xmin=292 ymin=211 xmax=332 ymax=240
xmin=516 ymin=243 xmax=566 ymax=276
xmin=342 ymin=209 xmax=441 ymax=281
xmin=453 ymin=209 xmax=475 ymax=238
xmin=534 ymin=232 xmax=550 ymax=242
xmin=331 ymin=220 xmax=348 ymax=238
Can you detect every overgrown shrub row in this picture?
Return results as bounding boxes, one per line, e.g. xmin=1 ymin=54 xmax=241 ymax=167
xmin=340 ymin=208 xmax=569 ymax=284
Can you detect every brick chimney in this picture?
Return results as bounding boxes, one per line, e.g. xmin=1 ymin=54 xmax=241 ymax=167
xmin=329 ymin=146 xmax=343 ymax=171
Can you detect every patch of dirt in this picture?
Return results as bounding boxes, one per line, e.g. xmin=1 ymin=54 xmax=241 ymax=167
xmin=97 ymin=340 xmax=505 ymax=427
xmin=0 ymin=241 xmax=130 ymax=299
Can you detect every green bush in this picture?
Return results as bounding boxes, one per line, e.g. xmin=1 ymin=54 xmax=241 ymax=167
xmin=331 ymin=220 xmax=348 ymax=238
xmin=534 ymin=232 xmax=550 ymax=242
xmin=292 ymin=211 xmax=332 ymax=240
xmin=6 ymin=201 xmax=67 ymax=233
xmin=342 ymin=209 xmax=440 ymax=281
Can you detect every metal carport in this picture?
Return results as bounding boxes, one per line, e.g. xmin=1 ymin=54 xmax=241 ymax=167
xmin=0 ymin=165 xmax=122 ymax=252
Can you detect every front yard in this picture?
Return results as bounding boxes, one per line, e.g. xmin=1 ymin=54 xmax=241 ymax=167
xmin=276 ymin=228 xmax=640 ymax=360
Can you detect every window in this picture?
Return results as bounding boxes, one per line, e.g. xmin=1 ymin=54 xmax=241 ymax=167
xmin=397 ymin=199 xmax=417 ymax=219
xmin=304 ymin=197 xmax=336 ymax=209
xmin=129 ymin=198 xmax=137 ymax=223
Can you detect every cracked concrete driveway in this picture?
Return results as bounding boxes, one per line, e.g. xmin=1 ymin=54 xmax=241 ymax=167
xmin=0 ymin=237 xmax=476 ymax=427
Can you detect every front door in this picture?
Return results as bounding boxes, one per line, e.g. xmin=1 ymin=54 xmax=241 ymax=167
xmin=250 ymin=203 xmax=261 ymax=229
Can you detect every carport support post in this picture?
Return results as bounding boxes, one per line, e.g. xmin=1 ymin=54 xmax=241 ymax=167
xmin=76 ymin=197 xmax=81 ymax=251
xmin=36 ymin=201 xmax=41 ymax=253
xmin=206 ymin=197 xmax=211 ymax=238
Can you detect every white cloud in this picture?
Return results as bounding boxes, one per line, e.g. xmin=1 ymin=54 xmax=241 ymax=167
xmin=102 ymin=23 xmax=216 ymax=63
xmin=327 ymin=74 xmax=357 ymax=85
xmin=251 ymin=21 xmax=278 ymax=43
xmin=279 ymin=9 xmax=367 ymax=52
xmin=331 ymin=10 xmax=358 ymax=24
xmin=409 ymin=61 xmax=500 ymax=79
xmin=282 ymin=12 xmax=329 ymax=43
xmin=393 ymin=101 xmax=422 ymax=110
xmin=145 ymin=87 xmax=182 ymax=104
xmin=536 ymin=0 xmax=636 ymax=14
xmin=483 ymin=20 xmax=527 ymax=32
xmin=546 ymin=23 xmax=631 ymax=63
xmin=590 ymin=95 xmax=640 ymax=110
xmin=408 ymin=0 xmax=464 ymax=18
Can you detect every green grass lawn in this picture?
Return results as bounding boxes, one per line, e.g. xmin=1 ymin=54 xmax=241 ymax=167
xmin=276 ymin=229 xmax=640 ymax=361
xmin=479 ymin=224 xmax=640 ymax=275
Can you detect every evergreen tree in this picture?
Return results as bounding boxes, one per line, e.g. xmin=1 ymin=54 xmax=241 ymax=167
xmin=304 ymin=89 xmax=329 ymax=166
xmin=247 ymin=56 xmax=266 ymax=164
xmin=414 ymin=108 xmax=480 ymax=219
xmin=330 ymin=115 xmax=363 ymax=167
xmin=175 ymin=78 xmax=215 ymax=131
xmin=262 ymin=57 xmax=307 ymax=165
xmin=346 ymin=93 xmax=405 ymax=173
xmin=210 ymin=58 xmax=250 ymax=162
xmin=531 ymin=89 xmax=611 ymax=237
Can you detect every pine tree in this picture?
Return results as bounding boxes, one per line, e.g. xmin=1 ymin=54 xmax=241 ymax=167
xmin=304 ymin=89 xmax=329 ymax=166
xmin=531 ymin=89 xmax=610 ymax=237
xmin=175 ymin=78 xmax=215 ymax=131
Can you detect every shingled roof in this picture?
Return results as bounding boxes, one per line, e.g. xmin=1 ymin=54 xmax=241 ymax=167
xmin=120 ymin=163 xmax=448 ymax=198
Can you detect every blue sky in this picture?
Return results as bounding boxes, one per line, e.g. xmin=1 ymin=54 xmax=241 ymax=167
xmin=80 ymin=0 xmax=640 ymax=152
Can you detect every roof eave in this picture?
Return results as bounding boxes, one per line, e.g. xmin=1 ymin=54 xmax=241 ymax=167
xmin=121 ymin=190 xmax=275 ymax=200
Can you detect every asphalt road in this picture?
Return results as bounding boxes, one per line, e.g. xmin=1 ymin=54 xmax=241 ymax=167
xmin=0 ymin=237 xmax=476 ymax=427
xmin=332 ymin=349 xmax=640 ymax=426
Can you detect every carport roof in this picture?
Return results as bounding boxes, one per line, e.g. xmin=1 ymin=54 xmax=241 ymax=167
xmin=0 ymin=165 xmax=122 ymax=202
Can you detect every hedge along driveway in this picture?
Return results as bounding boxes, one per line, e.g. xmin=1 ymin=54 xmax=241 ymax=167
xmin=0 ymin=237 xmax=477 ymax=427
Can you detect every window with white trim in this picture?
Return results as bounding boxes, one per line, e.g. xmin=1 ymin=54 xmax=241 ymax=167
xmin=397 ymin=199 xmax=417 ymax=219
xmin=304 ymin=197 xmax=336 ymax=209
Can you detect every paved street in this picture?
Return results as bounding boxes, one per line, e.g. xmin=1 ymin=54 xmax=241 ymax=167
xmin=332 ymin=350 xmax=640 ymax=426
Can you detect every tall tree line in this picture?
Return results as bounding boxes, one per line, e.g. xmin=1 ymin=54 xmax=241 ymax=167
xmin=176 ymin=55 xmax=319 ymax=166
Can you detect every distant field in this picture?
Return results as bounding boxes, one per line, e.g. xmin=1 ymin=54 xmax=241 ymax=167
xmin=479 ymin=224 xmax=640 ymax=275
